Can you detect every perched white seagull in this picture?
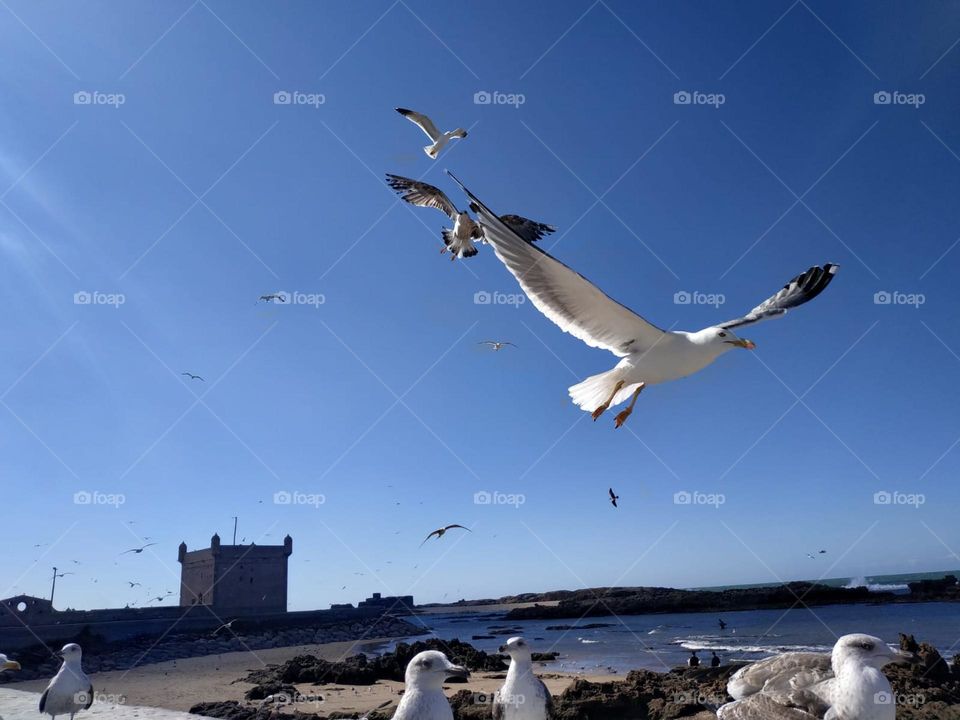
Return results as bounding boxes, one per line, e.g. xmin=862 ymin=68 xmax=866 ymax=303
xmin=0 ymin=653 xmax=20 ymax=672
xmin=495 ymin=637 xmax=555 ymax=720
xmin=395 ymin=108 xmax=468 ymax=159
xmin=390 ymin=650 xmax=470 ymax=720
xmin=717 ymin=633 xmax=915 ymax=720
xmin=446 ymin=171 xmax=839 ymax=428
xmin=386 ymin=174 xmax=555 ymax=260
xmin=39 ymin=643 xmax=93 ymax=720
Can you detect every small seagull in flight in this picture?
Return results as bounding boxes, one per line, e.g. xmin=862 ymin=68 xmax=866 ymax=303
xmin=181 ymin=372 xmax=204 ymax=381
xmin=120 ymin=543 xmax=158 ymax=555
xmin=479 ymin=340 xmax=516 ymax=351
xmin=395 ymin=107 xmax=467 ymax=159
xmin=386 ymin=174 xmax=554 ymax=260
xmin=447 ymin=171 xmax=839 ymax=429
xmin=608 ymin=488 xmax=619 ymax=508
xmin=259 ymin=293 xmax=285 ymax=303
xmin=127 ymin=581 xmax=141 ymax=588
xmin=212 ymin=619 xmax=237 ymax=635
xmin=420 ymin=524 xmax=471 ymax=547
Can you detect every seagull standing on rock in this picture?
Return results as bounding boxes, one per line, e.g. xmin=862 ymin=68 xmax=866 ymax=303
xmin=446 ymin=171 xmax=840 ymax=429
xmin=390 ymin=650 xmax=470 ymax=720
xmin=495 ymin=637 xmax=555 ymax=720
xmin=718 ymin=633 xmax=916 ymax=720
xmin=39 ymin=643 xmax=93 ymax=720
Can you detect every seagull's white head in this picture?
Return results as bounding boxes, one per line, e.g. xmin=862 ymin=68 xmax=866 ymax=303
xmin=404 ymin=650 xmax=469 ymax=689
xmin=58 ymin=643 xmax=83 ymax=665
xmin=499 ymin=636 xmax=532 ymax=663
xmin=695 ymin=327 xmax=756 ymax=353
xmin=0 ymin=653 xmax=20 ymax=671
xmin=832 ymin=634 xmax=915 ymax=674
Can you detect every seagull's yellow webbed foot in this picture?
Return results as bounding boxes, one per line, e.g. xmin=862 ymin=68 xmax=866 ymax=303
xmin=614 ymin=384 xmax=645 ymax=429
xmin=591 ymin=380 xmax=624 ymax=421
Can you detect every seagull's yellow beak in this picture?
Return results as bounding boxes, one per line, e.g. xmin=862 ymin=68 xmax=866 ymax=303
xmin=726 ymin=339 xmax=756 ymax=350
xmin=2 ymin=660 xmax=21 ymax=671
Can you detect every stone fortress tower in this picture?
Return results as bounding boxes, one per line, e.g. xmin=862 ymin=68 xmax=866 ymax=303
xmin=178 ymin=533 xmax=293 ymax=613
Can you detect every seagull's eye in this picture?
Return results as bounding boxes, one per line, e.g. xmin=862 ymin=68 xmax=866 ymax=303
xmin=421 ymin=660 xmax=432 ymax=669
xmin=860 ymin=642 xmax=874 ymax=651
xmin=718 ymin=332 xmax=727 ymax=338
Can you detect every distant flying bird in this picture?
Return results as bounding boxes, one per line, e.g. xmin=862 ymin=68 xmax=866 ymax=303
xmin=39 ymin=643 xmax=93 ymax=720
xmin=212 ymin=619 xmax=237 ymax=635
xmin=127 ymin=581 xmax=141 ymax=588
xmin=446 ymin=171 xmax=840 ymax=429
xmin=420 ymin=524 xmax=471 ymax=547
xmin=479 ymin=341 xmax=516 ymax=351
xmin=259 ymin=293 xmax=285 ymax=303
xmin=819 ymin=550 xmax=827 ymax=554
xmin=608 ymin=488 xmax=619 ymax=508
xmin=181 ymin=372 xmax=204 ymax=381
xmin=120 ymin=543 xmax=157 ymax=555
xmin=395 ymin=107 xmax=467 ymax=159
xmin=386 ymin=174 xmax=555 ymax=260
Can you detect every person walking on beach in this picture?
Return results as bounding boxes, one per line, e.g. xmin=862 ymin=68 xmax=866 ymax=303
xmin=718 ymin=618 xmax=727 ymax=630
xmin=711 ymin=651 xmax=721 ymax=667
xmin=688 ymin=651 xmax=700 ymax=667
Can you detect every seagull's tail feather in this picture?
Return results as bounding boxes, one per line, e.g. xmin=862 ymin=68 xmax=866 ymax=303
xmin=440 ymin=228 xmax=478 ymax=259
xmin=569 ymin=368 xmax=633 ymax=412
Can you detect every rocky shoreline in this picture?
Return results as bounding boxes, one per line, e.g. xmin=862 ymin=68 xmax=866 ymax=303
xmin=188 ymin=634 xmax=960 ymax=720
xmin=501 ymin=577 xmax=960 ymax=621
xmin=0 ymin=616 xmax=421 ymax=683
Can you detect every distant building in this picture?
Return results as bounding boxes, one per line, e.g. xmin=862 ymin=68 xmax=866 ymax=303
xmin=358 ymin=592 xmax=414 ymax=612
xmin=178 ymin=533 xmax=292 ymax=613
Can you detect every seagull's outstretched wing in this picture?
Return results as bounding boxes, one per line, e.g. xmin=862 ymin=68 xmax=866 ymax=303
xmin=719 ymin=651 xmax=833 ymax=720
xmin=447 ymin=171 xmax=666 ymax=358
xmin=718 ymin=264 xmax=839 ymax=330
xmin=386 ymin=174 xmax=458 ymax=220
xmin=396 ymin=108 xmax=441 ymax=142
xmin=499 ymin=215 xmax=556 ymax=244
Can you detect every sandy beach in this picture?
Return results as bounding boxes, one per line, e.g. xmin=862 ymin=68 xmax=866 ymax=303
xmin=6 ymin=636 xmax=614 ymax=716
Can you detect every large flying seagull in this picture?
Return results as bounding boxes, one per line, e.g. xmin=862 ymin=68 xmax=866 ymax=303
xmin=446 ymin=171 xmax=839 ymax=429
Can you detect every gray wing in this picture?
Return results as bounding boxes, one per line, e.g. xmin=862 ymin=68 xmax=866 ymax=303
xmin=385 ymin=174 xmax=458 ymax=220
xmin=492 ymin=693 xmax=504 ymax=720
xmin=536 ymin=677 xmax=556 ymax=719
xmin=84 ymin=684 xmax=94 ymax=709
xmin=718 ymin=264 xmax=839 ymax=330
xmin=499 ymin=214 xmax=556 ymax=244
xmin=447 ymin=171 xmax=666 ymax=358
xmin=39 ymin=687 xmax=49 ymax=713
xmin=395 ymin=108 xmax=441 ymax=142
xmin=717 ymin=694 xmax=821 ymax=720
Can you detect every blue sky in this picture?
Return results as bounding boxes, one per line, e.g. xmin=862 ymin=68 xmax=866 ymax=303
xmin=2 ymin=0 xmax=960 ymax=611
